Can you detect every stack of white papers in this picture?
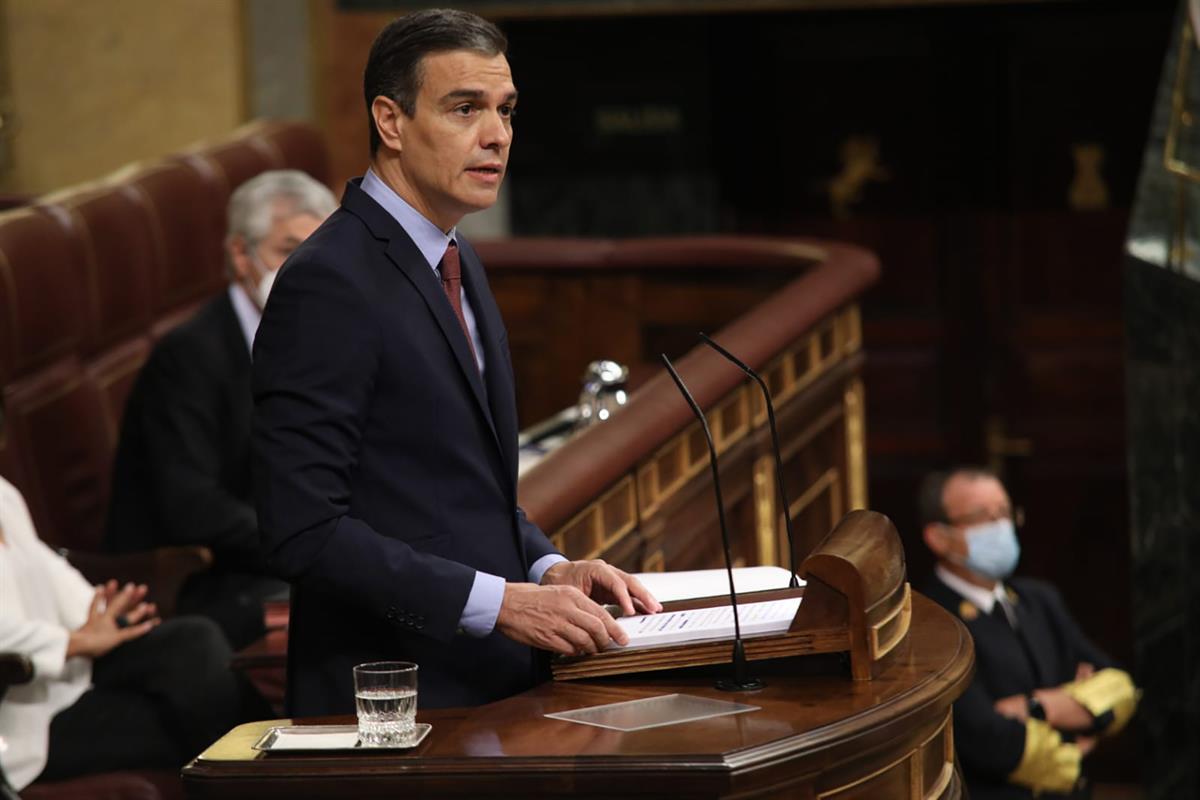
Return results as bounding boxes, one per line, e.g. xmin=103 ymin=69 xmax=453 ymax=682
xmin=611 ymin=597 xmax=802 ymax=650
xmin=632 ymin=566 xmax=801 ymax=604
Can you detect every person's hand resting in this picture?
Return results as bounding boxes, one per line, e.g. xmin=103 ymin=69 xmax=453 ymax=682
xmin=1032 ymin=687 xmax=1094 ymax=732
xmin=494 ymin=559 xmax=662 ymax=657
xmin=993 ymin=693 xmax=1029 ymax=722
xmin=495 ymin=582 xmax=626 ymax=656
xmin=993 ymin=686 xmax=1094 ymax=733
xmin=540 ymin=559 xmax=662 ymax=617
xmin=66 ymin=580 xmax=160 ymax=659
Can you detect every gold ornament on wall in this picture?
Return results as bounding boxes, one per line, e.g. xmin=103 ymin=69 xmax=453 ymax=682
xmin=1068 ymin=142 xmax=1109 ymax=210
xmin=827 ymin=135 xmax=890 ymax=220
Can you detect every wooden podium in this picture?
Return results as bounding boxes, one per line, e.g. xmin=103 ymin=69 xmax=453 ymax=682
xmin=552 ymin=510 xmax=911 ymax=683
xmin=183 ymin=588 xmax=972 ymax=800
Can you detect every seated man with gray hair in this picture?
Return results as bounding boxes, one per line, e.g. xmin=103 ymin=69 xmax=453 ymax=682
xmin=104 ymin=170 xmax=337 ymax=649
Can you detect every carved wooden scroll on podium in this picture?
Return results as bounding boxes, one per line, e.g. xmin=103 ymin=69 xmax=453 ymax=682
xmin=800 ymin=509 xmax=911 ymax=680
xmin=551 ymin=509 xmax=911 ymax=681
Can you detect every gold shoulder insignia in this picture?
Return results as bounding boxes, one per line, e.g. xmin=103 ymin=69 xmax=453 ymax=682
xmin=1007 ymin=587 xmax=1020 ymax=605
xmin=958 ymin=600 xmax=980 ymax=621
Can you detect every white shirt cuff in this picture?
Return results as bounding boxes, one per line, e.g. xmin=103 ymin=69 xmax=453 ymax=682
xmin=458 ymin=570 xmax=506 ymax=637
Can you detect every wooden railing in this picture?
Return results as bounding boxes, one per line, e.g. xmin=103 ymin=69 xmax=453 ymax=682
xmin=480 ymin=237 xmax=880 ymax=574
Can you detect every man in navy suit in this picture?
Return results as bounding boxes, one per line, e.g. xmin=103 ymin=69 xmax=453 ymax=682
xmin=252 ymin=8 xmax=660 ymax=716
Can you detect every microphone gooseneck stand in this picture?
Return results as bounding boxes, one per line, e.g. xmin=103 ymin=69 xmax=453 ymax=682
xmin=698 ymin=332 xmax=800 ymax=589
xmin=661 ymin=353 xmax=765 ymax=692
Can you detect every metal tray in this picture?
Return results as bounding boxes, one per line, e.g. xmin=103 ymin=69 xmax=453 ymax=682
xmin=252 ymin=723 xmax=432 ymax=752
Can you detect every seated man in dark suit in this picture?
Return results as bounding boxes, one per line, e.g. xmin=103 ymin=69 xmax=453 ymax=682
xmin=105 ymin=170 xmax=337 ymax=649
xmin=919 ymin=467 xmax=1137 ymax=799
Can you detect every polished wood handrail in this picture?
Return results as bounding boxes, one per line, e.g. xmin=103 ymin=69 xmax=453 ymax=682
xmin=508 ymin=237 xmax=879 ymax=535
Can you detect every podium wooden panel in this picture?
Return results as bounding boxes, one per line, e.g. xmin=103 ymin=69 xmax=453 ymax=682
xmin=183 ymin=592 xmax=972 ymax=800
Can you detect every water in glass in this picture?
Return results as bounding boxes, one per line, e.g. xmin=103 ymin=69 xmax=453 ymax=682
xmin=355 ymin=687 xmax=417 ymax=746
xmin=353 ymin=661 xmax=418 ymax=747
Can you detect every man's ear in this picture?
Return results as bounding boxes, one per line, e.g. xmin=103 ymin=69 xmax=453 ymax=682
xmin=372 ymin=96 xmax=406 ymax=153
xmin=923 ymin=523 xmax=948 ymax=558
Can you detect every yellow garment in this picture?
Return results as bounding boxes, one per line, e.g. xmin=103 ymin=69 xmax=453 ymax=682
xmin=1061 ymin=667 xmax=1139 ymax=735
xmin=1008 ymin=719 xmax=1081 ymax=795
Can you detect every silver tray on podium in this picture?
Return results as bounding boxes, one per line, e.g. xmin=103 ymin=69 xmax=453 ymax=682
xmin=252 ymin=723 xmax=432 ymax=752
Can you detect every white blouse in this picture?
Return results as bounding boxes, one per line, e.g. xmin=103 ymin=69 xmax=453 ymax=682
xmin=0 ymin=476 xmax=94 ymax=790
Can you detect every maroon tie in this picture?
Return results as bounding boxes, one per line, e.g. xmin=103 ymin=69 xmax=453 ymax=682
xmin=439 ymin=241 xmax=479 ymax=366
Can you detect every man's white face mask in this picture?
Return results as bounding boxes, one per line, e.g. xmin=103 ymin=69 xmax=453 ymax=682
xmin=248 ymin=248 xmax=278 ymax=310
xmin=254 ymin=261 xmax=277 ymax=309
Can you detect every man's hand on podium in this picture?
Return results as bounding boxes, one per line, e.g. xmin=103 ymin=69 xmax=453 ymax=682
xmin=496 ymin=582 xmax=626 ymax=655
xmin=495 ymin=560 xmax=662 ymax=656
xmin=540 ymin=560 xmax=663 ymax=618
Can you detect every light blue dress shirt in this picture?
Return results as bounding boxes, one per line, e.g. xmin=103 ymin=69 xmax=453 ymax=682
xmin=360 ymin=169 xmax=565 ymax=637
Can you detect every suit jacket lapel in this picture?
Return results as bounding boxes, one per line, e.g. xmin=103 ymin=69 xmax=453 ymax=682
xmin=342 ymin=181 xmax=504 ymax=467
xmin=459 ymin=244 xmax=517 ymax=486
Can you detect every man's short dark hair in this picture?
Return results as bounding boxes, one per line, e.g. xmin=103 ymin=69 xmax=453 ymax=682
xmin=917 ymin=466 xmax=998 ymax=528
xmin=363 ymin=8 xmax=508 ymax=155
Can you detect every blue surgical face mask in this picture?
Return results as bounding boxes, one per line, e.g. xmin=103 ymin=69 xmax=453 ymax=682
xmin=956 ymin=518 xmax=1020 ymax=580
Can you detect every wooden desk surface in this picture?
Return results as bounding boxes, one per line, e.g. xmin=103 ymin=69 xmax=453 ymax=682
xmin=184 ymin=592 xmax=972 ymax=799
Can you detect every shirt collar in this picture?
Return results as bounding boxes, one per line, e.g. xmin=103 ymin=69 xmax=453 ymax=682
xmin=228 ymin=283 xmax=261 ymax=353
xmin=936 ymin=563 xmax=1008 ymax=615
xmin=361 ymin=167 xmax=457 ymax=273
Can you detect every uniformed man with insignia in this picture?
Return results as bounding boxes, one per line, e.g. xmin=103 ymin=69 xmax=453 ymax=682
xmin=919 ymin=467 xmax=1137 ymax=799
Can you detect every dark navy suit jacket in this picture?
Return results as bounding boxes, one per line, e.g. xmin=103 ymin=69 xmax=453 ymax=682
xmin=252 ymin=179 xmax=559 ymax=716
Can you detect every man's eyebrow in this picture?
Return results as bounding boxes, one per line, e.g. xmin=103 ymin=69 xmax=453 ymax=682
xmin=439 ymin=89 xmax=519 ymax=104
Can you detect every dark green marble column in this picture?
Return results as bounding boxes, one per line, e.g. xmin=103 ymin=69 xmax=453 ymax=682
xmin=1124 ymin=4 xmax=1200 ymax=797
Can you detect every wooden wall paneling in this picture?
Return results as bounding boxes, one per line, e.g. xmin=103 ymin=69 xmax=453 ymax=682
xmin=796 ymin=217 xmax=951 ymax=587
xmin=491 ymin=266 xmax=795 ymax=428
xmin=647 ymin=436 xmax=758 ymax=572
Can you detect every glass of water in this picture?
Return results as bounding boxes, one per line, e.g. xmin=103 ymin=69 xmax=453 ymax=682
xmin=353 ymin=661 xmax=418 ymax=746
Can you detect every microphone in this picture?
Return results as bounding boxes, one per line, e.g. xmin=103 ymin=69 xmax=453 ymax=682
xmin=698 ymin=332 xmax=800 ymax=589
xmin=660 ymin=353 xmax=765 ymax=692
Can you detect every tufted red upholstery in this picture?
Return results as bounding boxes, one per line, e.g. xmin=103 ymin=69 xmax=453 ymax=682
xmin=245 ymin=119 xmax=333 ymax=192
xmin=119 ymin=160 xmax=226 ymax=313
xmin=0 ymin=121 xmax=330 ymax=553
xmin=43 ymin=186 xmax=156 ymax=354
xmin=0 ymin=207 xmax=86 ymax=383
